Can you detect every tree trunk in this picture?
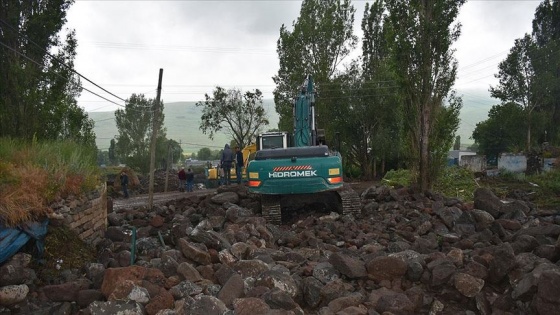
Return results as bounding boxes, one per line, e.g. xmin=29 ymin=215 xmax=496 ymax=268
xmin=420 ymin=104 xmax=432 ymax=191
xmin=527 ymin=111 xmax=532 ymax=151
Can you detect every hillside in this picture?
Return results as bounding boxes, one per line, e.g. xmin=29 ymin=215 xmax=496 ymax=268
xmin=89 ymin=100 xmax=278 ymax=154
xmin=90 ymin=91 xmax=495 ymax=153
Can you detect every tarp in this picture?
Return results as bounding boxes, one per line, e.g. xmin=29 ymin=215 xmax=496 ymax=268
xmin=0 ymin=220 xmax=49 ymax=265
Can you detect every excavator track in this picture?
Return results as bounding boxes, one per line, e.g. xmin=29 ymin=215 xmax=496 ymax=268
xmin=338 ymin=185 xmax=362 ymax=216
xmin=261 ymin=195 xmax=282 ymax=225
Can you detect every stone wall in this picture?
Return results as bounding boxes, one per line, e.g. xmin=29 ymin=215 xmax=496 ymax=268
xmin=460 ymin=155 xmax=486 ymax=172
xmin=55 ymin=184 xmax=107 ymax=246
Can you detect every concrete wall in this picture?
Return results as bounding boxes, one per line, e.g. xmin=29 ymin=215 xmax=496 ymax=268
xmin=460 ymin=155 xmax=487 ymax=172
xmin=543 ymin=158 xmax=556 ymax=172
xmin=59 ymin=184 xmax=107 ymax=246
xmin=498 ymin=153 xmax=527 ymax=173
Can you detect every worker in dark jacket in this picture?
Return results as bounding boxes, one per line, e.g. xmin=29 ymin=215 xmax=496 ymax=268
xmin=178 ymin=167 xmax=187 ymax=192
xmin=235 ymin=146 xmax=244 ymax=184
xmin=186 ymin=168 xmax=195 ymax=192
xmin=220 ymin=144 xmax=235 ymax=185
xmin=120 ymin=171 xmax=129 ymax=198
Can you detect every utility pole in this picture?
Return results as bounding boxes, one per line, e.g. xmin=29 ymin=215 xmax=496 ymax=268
xmin=148 ymin=68 xmax=163 ymax=210
xmin=164 ymin=141 xmax=170 ymax=192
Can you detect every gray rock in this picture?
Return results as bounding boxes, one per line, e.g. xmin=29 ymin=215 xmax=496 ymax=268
xmin=170 ymin=280 xmax=203 ymax=299
xmin=87 ymin=300 xmax=144 ymax=315
xmin=211 ymin=192 xmax=239 ymax=205
xmin=0 ymin=284 xmax=29 ymax=306
xmin=312 ymin=262 xmax=340 ymax=284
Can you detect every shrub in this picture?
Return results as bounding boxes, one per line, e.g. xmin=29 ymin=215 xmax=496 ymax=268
xmin=434 ymin=166 xmax=478 ymax=202
xmin=382 ymin=169 xmax=413 ymax=187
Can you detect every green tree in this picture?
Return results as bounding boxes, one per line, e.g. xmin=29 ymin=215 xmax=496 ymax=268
xmin=472 ymin=102 xmax=527 ymax=162
xmin=197 ymin=147 xmax=213 ymax=161
xmin=355 ymin=0 xmax=404 ymax=179
xmin=490 ymin=34 xmax=542 ymax=150
xmin=115 ymin=94 xmax=166 ymax=173
xmin=532 ymin=0 xmax=560 ymax=144
xmin=196 ymin=87 xmax=269 ymax=149
xmin=385 ymin=0 xmax=465 ymax=190
xmin=0 ymin=1 xmax=95 ymax=147
xmin=273 ymin=0 xmax=357 ymax=133
xmin=429 ymin=93 xmax=462 ymax=178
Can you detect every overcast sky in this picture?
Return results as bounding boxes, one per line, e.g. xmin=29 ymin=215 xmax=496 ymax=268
xmin=65 ymin=0 xmax=541 ymax=121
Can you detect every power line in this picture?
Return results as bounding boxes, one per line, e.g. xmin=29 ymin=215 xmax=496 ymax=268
xmin=0 ymin=40 xmax=125 ymax=108
xmin=0 ymin=18 xmax=127 ymax=103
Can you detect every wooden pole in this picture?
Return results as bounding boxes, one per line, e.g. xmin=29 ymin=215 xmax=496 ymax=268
xmin=164 ymin=141 xmax=170 ymax=192
xmin=148 ymin=68 xmax=163 ymax=210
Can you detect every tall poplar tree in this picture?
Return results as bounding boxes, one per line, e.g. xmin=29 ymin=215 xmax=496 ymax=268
xmin=385 ymin=0 xmax=464 ymax=190
xmin=0 ymin=0 xmax=94 ymax=147
xmin=359 ymin=0 xmax=403 ymax=178
xmin=273 ymin=0 xmax=357 ymax=135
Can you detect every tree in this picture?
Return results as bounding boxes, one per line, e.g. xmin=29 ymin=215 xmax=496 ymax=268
xmin=273 ymin=0 xmax=357 ymax=133
xmin=385 ymin=0 xmax=465 ymax=190
xmin=354 ymin=0 xmax=404 ymax=179
xmin=196 ymin=87 xmax=268 ymax=149
xmin=472 ymin=102 xmax=527 ymax=162
xmin=197 ymin=147 xmax=213 ymax=161
xmin=115 ymin=94 xmax=166 ymax=173
xmin=0 ymin=1 xmax=95 ymax=147
xmin=532 ymin=0 xmax=560 ymax=144
xmin=490 ymin=34 xmax=541 ymax=151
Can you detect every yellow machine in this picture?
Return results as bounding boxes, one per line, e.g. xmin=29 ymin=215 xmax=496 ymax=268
xmin=205 ymin=144 xmax=257 ymax=186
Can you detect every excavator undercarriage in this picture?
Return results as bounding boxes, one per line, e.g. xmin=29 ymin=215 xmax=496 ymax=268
xmin=259 ymin=184 xmax=361 ymax=225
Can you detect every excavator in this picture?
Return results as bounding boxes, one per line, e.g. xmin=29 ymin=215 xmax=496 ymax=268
xmin=246 ymin=75 xmax=361 ymax=224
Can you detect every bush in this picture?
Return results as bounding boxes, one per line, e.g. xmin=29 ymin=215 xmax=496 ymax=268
xmin=382 ymin=169 xmax=413 ymax=187
xmin=528 ymin=169 xmax=560 ymax=196
xmin=434 ymin=166 xmax=478 ymax=202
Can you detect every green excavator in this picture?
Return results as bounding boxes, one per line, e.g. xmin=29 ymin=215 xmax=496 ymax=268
xmin=246 ymin=75 xmax=361 ymax=224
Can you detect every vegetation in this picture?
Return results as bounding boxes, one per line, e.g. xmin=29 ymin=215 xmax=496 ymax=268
xmin=0 ymin=0 xmax=95 ymax=148
xmin=382 ymin=165 xmax=560 ymax=206
xmin=114 ymin=94 xmax=183 ymax=173
xmin=474 ymin=0 xmax=560 ymax=155
xmin=196 ymin=87 xmax=269 ymax=149
xmin=273 ymin=0 xmax=357 ymax=135
xmin=0 ymin=138 xmax=99 ymax=226
xmin=385 ymin=0 xmax=465 ymax=190
xmin=274 ymin=0 xmax=463 ymax=189
xmin=472 ymin=103 xmax=528 ymax=161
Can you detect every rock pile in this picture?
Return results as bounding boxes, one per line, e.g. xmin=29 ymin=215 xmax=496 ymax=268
xmin=1 ymin=184 xmax=560 ymax=315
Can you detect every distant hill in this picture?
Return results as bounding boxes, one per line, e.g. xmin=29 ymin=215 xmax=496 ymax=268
xmin=89 ymin=99 xmax=278 ymax=154
xmin=90 ymin=90 xmax=496 ymax=153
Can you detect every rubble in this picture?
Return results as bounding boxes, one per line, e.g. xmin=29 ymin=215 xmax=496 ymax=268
xmin=1 ymin=184 xmax=560 ymax=314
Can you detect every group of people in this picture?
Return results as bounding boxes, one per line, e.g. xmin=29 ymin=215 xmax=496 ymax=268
xmin=178 ymin=166 xmax=195 ymax=192
xmin=119 ymin=143 xmax=244 ymax=198
xmin=219 ymin=144 xmax=244 ymax=186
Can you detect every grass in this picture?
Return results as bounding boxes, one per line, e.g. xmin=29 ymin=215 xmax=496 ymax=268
xmin=0 ymin=138 xmax=100 ymax=226
xmin=382 ymin=165 xmax=560 ymax=206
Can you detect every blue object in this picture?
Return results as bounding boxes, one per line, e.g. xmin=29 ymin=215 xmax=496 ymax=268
xmin=0 ymin=220 xmax=49 ymax=264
